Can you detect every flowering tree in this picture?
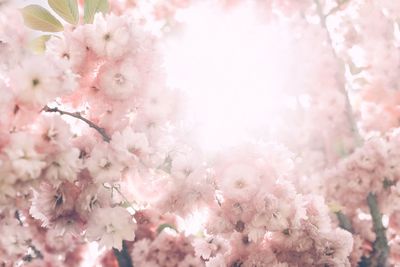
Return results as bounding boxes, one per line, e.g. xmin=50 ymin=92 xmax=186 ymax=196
xmin=0 ymin=0 xmax=399 ymax=266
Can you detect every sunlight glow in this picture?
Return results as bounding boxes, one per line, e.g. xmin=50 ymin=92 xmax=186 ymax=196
xmin=164 ymin=1 xmax=295 ymax=152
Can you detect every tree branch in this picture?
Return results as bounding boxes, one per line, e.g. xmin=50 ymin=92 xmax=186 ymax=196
xmin=113 ymin=241 xmax=133 ymax=267
xmin=44 ymin=106 xmax=135 ymax=266
xmin=314 ymin=0 xmax=362 ymax=144
xmin=366 ymin=193 xmax=389 ymax=267
xmin=335 ymin=210 xmax=354 ymax=233
xmin=43 ymin=106 xmax=111 ymax=142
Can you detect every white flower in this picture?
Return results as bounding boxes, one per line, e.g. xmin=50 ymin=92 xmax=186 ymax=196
xmin=85 ymin=206 xmax=136 ymax=250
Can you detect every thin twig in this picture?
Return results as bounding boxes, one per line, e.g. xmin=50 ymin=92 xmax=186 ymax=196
xmin=366 ymin=193 xmax=389 ymax=267
xmin=14 ymin=210 xmax=23 ymax=226
xmin=43 ymin=106 xmax=111 ymax=142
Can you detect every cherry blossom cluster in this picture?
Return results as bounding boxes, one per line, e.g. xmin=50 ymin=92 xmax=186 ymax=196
xmin=313 ymin=130 xmax=400 ymax=266
xmin=0 ymin=0 xmax=399 ymax=266
xmin=0 ymin=0 xmax=177 ymax=264
xmin=325 ymin=0 xmax=400 ymax=134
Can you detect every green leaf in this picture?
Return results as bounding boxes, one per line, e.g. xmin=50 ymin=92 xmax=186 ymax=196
xmin=29 ymin=35 xmax=52 ymax=53
xmin=20 ymin=5 xmax=64 ymax=32
xmin=156 ymin=223 xmax=177 ymax=234
xmin=120 ymin=201 xmax=133 ymax=208
xmin=48 ymin=0 xmax=79 ymax=25
xmin=84 ymin=0 xmax=109 ymax=24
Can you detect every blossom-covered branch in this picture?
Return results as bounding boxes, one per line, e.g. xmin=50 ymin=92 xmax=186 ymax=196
xmin=0 ymin=0 xmax=399 ymax=265
xmin=314 ymin=0 xmax=361 ymax=143
xmin=43 ymin=105 xmax=111 ymax=142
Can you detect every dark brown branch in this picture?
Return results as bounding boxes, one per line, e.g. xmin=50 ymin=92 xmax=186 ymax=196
xmin=43 ymin=106 xmax=111 ymax=142
xmin=366 ymin=193 xmax=389 ymax=267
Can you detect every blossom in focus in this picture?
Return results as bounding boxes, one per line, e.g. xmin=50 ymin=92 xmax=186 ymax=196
xmin=86 ymin=206 xmax=136 ymax=250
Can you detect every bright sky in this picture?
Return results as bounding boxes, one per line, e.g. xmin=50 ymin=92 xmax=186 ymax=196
xmin=164 ymin=1 xmax=293 ymax=152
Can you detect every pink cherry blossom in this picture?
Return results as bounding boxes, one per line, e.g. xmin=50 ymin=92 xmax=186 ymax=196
xmin=0 ymin=0 xmax=399 ymax=265
xmin=86 ymin=206 xmax=136 ymax=250
xmin=85 ymin=14 xmax=132 ymax=60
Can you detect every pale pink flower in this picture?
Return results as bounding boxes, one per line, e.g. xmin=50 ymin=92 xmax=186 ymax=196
xmin=10 ymin=56 xmax=75 ymax=107
xmin=44 ymin=228 xmax=75 ymax=252
xmin=98 ymin=59 xmax=143 ymax=100
xmin=135 ymin=230 xmax=195 ymax=266
xmin=0 ymin=218 xmax=31 ymax=256
xmin=85 ymin=206 xmax=136 ymax=250
xmin=193 ymin=236 xmax=230 ymax=260
xmin=178 ymin=255 xmax=204 ymax=267
xmin=86 ymin=143 xmax=124 ymax=184
xmin=131 ymin=238 xmax=151 ymax=265
xmin=45 ymin=28 xmax=88 ymax=73
xmin=5 ymin=132 xmax=46 ymax=181
xmin=315 ymin=229 xmax=354 ymax=266
xmin=206 ymin=254 xmax=226 ymax=267
xmin=30 ymin=182 xmax=81 ymax=230
xmin=0 ymin=158 xmax=17 ymax=201
xmin=304 ymin=195 xmax=332 ymax=232
xmin=170 ymin=150 xmax=203 ymax=179
xmin=156 ymin=169 xmax=214 ymax=216
xmin=194 ymin=238 xmax=214 ymax=259
xmin=85 ymin=14 xmax=132 ymax=59
xmin=76 ymin=183 xmax=111 ymax=219
xmin=35 ymin=115 xmax=74 ymax=152
xmin=111 ymin=127 xmax=150 ymax=165
xmin=270 ymin=227 xmax=314 ymax=253
xmin=248 ymin=192 xmax=297 ymax=239
xmin=136 ymin=85 xmax=179 ymax=127
xmin=242 ymin=247 xmax=280 ymax=267
xmin=216 ymin=163 xmax=262 ymax=201
xmin=0 ymin=79 xmax=13 ymax=111
xmin=44 ymin=148 xmax=82 ymax=185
